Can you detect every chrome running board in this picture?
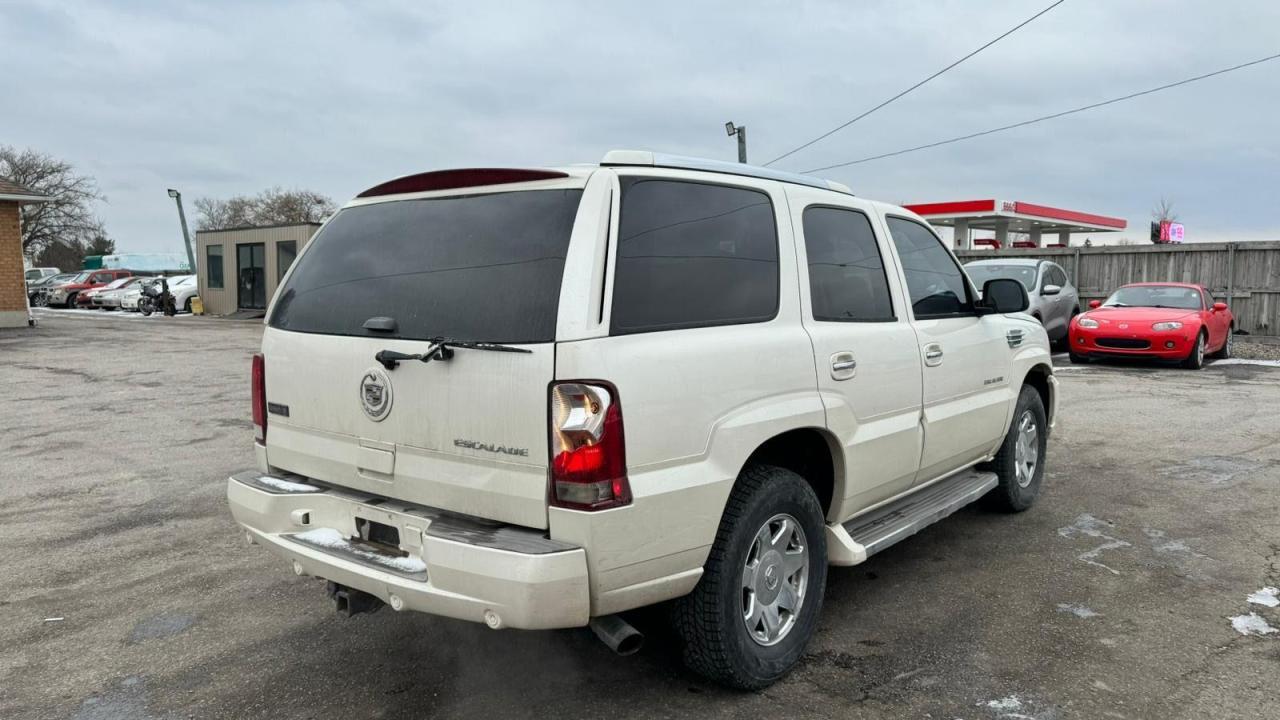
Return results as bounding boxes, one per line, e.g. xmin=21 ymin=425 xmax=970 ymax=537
xmin=826 ymin=468 xmax=998 ymax=566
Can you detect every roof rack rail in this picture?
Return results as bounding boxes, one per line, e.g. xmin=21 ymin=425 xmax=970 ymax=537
xmin=600 ymin=150 xmax=853 ymax=195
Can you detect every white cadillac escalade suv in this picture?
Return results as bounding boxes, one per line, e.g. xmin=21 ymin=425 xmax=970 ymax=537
xmin=227 ymin=151 xmax=1056 ymax=689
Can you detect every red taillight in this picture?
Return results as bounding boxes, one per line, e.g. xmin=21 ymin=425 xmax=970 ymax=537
xmin=251 ymin=353 xmax=266 ymax=444
xmin=549 ymin=381 xmax=630 ymax=511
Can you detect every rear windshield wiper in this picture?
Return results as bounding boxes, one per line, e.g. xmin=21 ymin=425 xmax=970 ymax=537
xmin=375 ymin=337 xmax=532 ymax=370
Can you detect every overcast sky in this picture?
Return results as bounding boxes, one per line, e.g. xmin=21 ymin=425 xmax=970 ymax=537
xmin=3 ymin=0 xmax=1278 ymax=252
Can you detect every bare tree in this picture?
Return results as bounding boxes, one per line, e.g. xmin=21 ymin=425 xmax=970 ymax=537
xmin=195 ymin=187 xmax=336 ymax=230
xmin=0 ymin=146 xmax=108 ymax=255
xmin=1152 ymin=197 xmax=1178 ymax=224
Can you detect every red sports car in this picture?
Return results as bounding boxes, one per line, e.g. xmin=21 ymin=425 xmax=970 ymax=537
xmin=1068 ymin=282 xmax=1233 ymax=369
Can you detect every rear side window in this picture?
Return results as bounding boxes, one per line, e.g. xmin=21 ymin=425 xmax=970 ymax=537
xmin=611 ymin=178 xmax=778 ymax=334
xmin=270 ymin=189 xmax=583 ymax=343
xmin=886 ymin=216 xmax=973 ymax=318
xmin=801 ymin=206 xmax=894 ymax=322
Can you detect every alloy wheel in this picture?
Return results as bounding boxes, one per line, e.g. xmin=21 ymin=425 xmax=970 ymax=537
xmin=741 ymin=513 xmax=808 ymax=646
xmin=1014 ymin=410 xmax=1039 ymax=488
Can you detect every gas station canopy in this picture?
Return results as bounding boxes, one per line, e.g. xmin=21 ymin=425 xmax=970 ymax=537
xmin=902 ymin=199 xmax=1127 ymax=249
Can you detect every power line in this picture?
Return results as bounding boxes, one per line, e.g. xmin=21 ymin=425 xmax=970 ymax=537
xmin=803 ymin=51 xmax=1280 ymax=173
xmin=763 ymin=0 xmax=1068 ymax=167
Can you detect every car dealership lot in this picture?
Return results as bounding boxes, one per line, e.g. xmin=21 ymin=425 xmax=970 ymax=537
xmin=3 ymin=316 xmax=1278 ymax=720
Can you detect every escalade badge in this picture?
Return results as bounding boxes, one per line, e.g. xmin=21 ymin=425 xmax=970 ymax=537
xmin=359 ymin=367 xmax=394 ymax=422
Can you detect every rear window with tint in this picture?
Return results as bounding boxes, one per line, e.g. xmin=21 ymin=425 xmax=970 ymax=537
xmin=611 ymin=178 xmax=778 ymax=334
xmin=269 ymin=189 xmax=583 ymax=343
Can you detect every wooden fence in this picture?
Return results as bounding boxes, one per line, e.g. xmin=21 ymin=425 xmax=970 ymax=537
xmin=955 ymin=241 xmax=1280 ymax=336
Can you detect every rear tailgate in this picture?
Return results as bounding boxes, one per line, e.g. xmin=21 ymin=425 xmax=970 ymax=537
xmin=260 ymin=173 xmax=592 ymax=529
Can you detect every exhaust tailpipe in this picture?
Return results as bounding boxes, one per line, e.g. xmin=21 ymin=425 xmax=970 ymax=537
xmin=326 ymin=581 xmax=385 ymax=617
xmin=589 ymin=615 xmax=644 ymax=656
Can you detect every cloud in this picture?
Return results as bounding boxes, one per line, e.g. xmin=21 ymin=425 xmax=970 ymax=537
xmin=2 ymin=0 xmax=1278 ymax=250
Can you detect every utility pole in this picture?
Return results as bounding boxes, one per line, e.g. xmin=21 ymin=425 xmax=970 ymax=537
xmin=725 ymin=121 xmax=747 ymax=163
xmin=167 ymin=189 xmax=196 ymax=272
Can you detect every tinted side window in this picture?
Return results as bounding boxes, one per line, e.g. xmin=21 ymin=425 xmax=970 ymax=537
xmin=886 ymin=217 xmax=972 ymax=318
xmin=1045 ymin=265 xmax=1067 ymax=288
xmin=802 ymin=206 xmax=894 ymax=322
xmin=611 ymin=178 xmax=778 ymax=334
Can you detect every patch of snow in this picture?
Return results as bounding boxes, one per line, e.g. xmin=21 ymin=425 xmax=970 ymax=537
xmin=293 ymin=527 xmax=427 ymax=575
xmin=1056 ymin=603 xmax=1101 ymax=619
xmin=256 ymin=475 xmax=320 ymax=493
xmin=1247 ymin=587 xmax=1280 ymax=608
xmin=1209 ymin=358 xmax=1280 ymax=368
xmin=1058 ymin=514 xmax=1130 ymax=574
xmin=982 ymin=696 xmax=1023 ymax=711
xmin=1230 ymin=613 xmax=1278 ymax=636
xmin=1058 ymin=514 xmax=1113 ymax=538
xmin=1076 ymin=539 xmax=1131 ymax=575
xmin=295 ymin=527 xmax=345 ymax=545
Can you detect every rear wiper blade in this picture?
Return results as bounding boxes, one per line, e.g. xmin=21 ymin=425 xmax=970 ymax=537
xmin=375 ymin=337 xmax=532 ymax=370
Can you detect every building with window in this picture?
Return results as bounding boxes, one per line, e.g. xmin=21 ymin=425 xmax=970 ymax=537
xmin=194 ymin=223 xmax=320 ymax=315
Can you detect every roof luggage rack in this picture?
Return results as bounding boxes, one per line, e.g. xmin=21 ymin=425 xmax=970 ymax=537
xmin=600 ymin=150 xmax=853 ymax=195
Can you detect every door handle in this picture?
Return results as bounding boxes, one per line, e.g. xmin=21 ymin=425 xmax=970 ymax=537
xmin=830 ymin=352 xmax=857 ymax=380
xmin=923 ymin=344 xmax=944 ymax=367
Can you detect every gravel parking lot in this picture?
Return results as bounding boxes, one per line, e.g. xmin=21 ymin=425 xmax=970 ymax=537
xmin=3 ymin=312 xmax=1279 ymax=720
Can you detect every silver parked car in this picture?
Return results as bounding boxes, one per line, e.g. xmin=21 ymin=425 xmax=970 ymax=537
xmin=965 ymin=258 xmax=1080 ymax=344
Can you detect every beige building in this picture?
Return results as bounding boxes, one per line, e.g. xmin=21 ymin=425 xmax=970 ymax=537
xmin=195 ymin=223 xmax=320 ymax=315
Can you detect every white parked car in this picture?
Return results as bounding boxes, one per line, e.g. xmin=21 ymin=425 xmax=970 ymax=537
xmin=119 ymin=275 xmax=194 ymax=312
xmin=168 ymin=274 xmax=199 ymax=312
xmin=88 ymin=276 xmax=146 ymax=309
xmin=119 ymin=280 xmax=149 ymax=311
xmin=24 ymin=266 xmax=60 ymax=282
xmin=226 ymin=152 xmax=1056 ymax=688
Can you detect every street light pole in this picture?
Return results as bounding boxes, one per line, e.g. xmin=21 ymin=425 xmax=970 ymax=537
xmin=167 ymin=189 xmax=196 ymax=273
xmin=724 ymin=121 xmax=747 ymax=164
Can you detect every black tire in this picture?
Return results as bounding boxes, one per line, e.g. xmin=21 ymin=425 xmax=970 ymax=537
xmin=183 ymin=297 xmax=192 ymax=314
xmin=64 ymin=292 xmax=77 ymax=308
xmin=673 ymin=464 xmax=827 ymax=689
xmin=1209 ymin=329 xmax=1233 ymax=360
xmin=983 ymin=384 xmax=1048 ymax=513
xmin=1182 ymin=331 xmax=1206 ymax=369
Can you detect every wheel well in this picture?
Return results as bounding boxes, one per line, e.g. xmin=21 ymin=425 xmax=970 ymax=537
xmin=1023 ymin=364 xmax=1052 ymax=417
xmin=742 ymin=428 xmax=839 ymax=518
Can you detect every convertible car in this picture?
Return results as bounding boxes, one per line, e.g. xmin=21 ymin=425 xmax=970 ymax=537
xmin=1068 ymin=282 xmax=1233 ymax=369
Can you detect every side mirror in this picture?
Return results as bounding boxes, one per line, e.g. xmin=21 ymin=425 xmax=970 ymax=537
xmin=1089 ymin=300 xmax=1102 ymax=309
xmin=979 ymin=278 xmax=1029 ymax=314
xmin=1213 ymin=302 xmax=1228 ymax=312
xmin=1041 ymin=284 xmax=1062 ymax=296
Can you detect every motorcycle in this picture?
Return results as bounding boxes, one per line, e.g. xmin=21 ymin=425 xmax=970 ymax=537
xmin=139 ymin=280 xmax=176 ymax=317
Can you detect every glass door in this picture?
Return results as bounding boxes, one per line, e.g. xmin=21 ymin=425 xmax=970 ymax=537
xmin=236 ymin=243 xmax=267 ymax=310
